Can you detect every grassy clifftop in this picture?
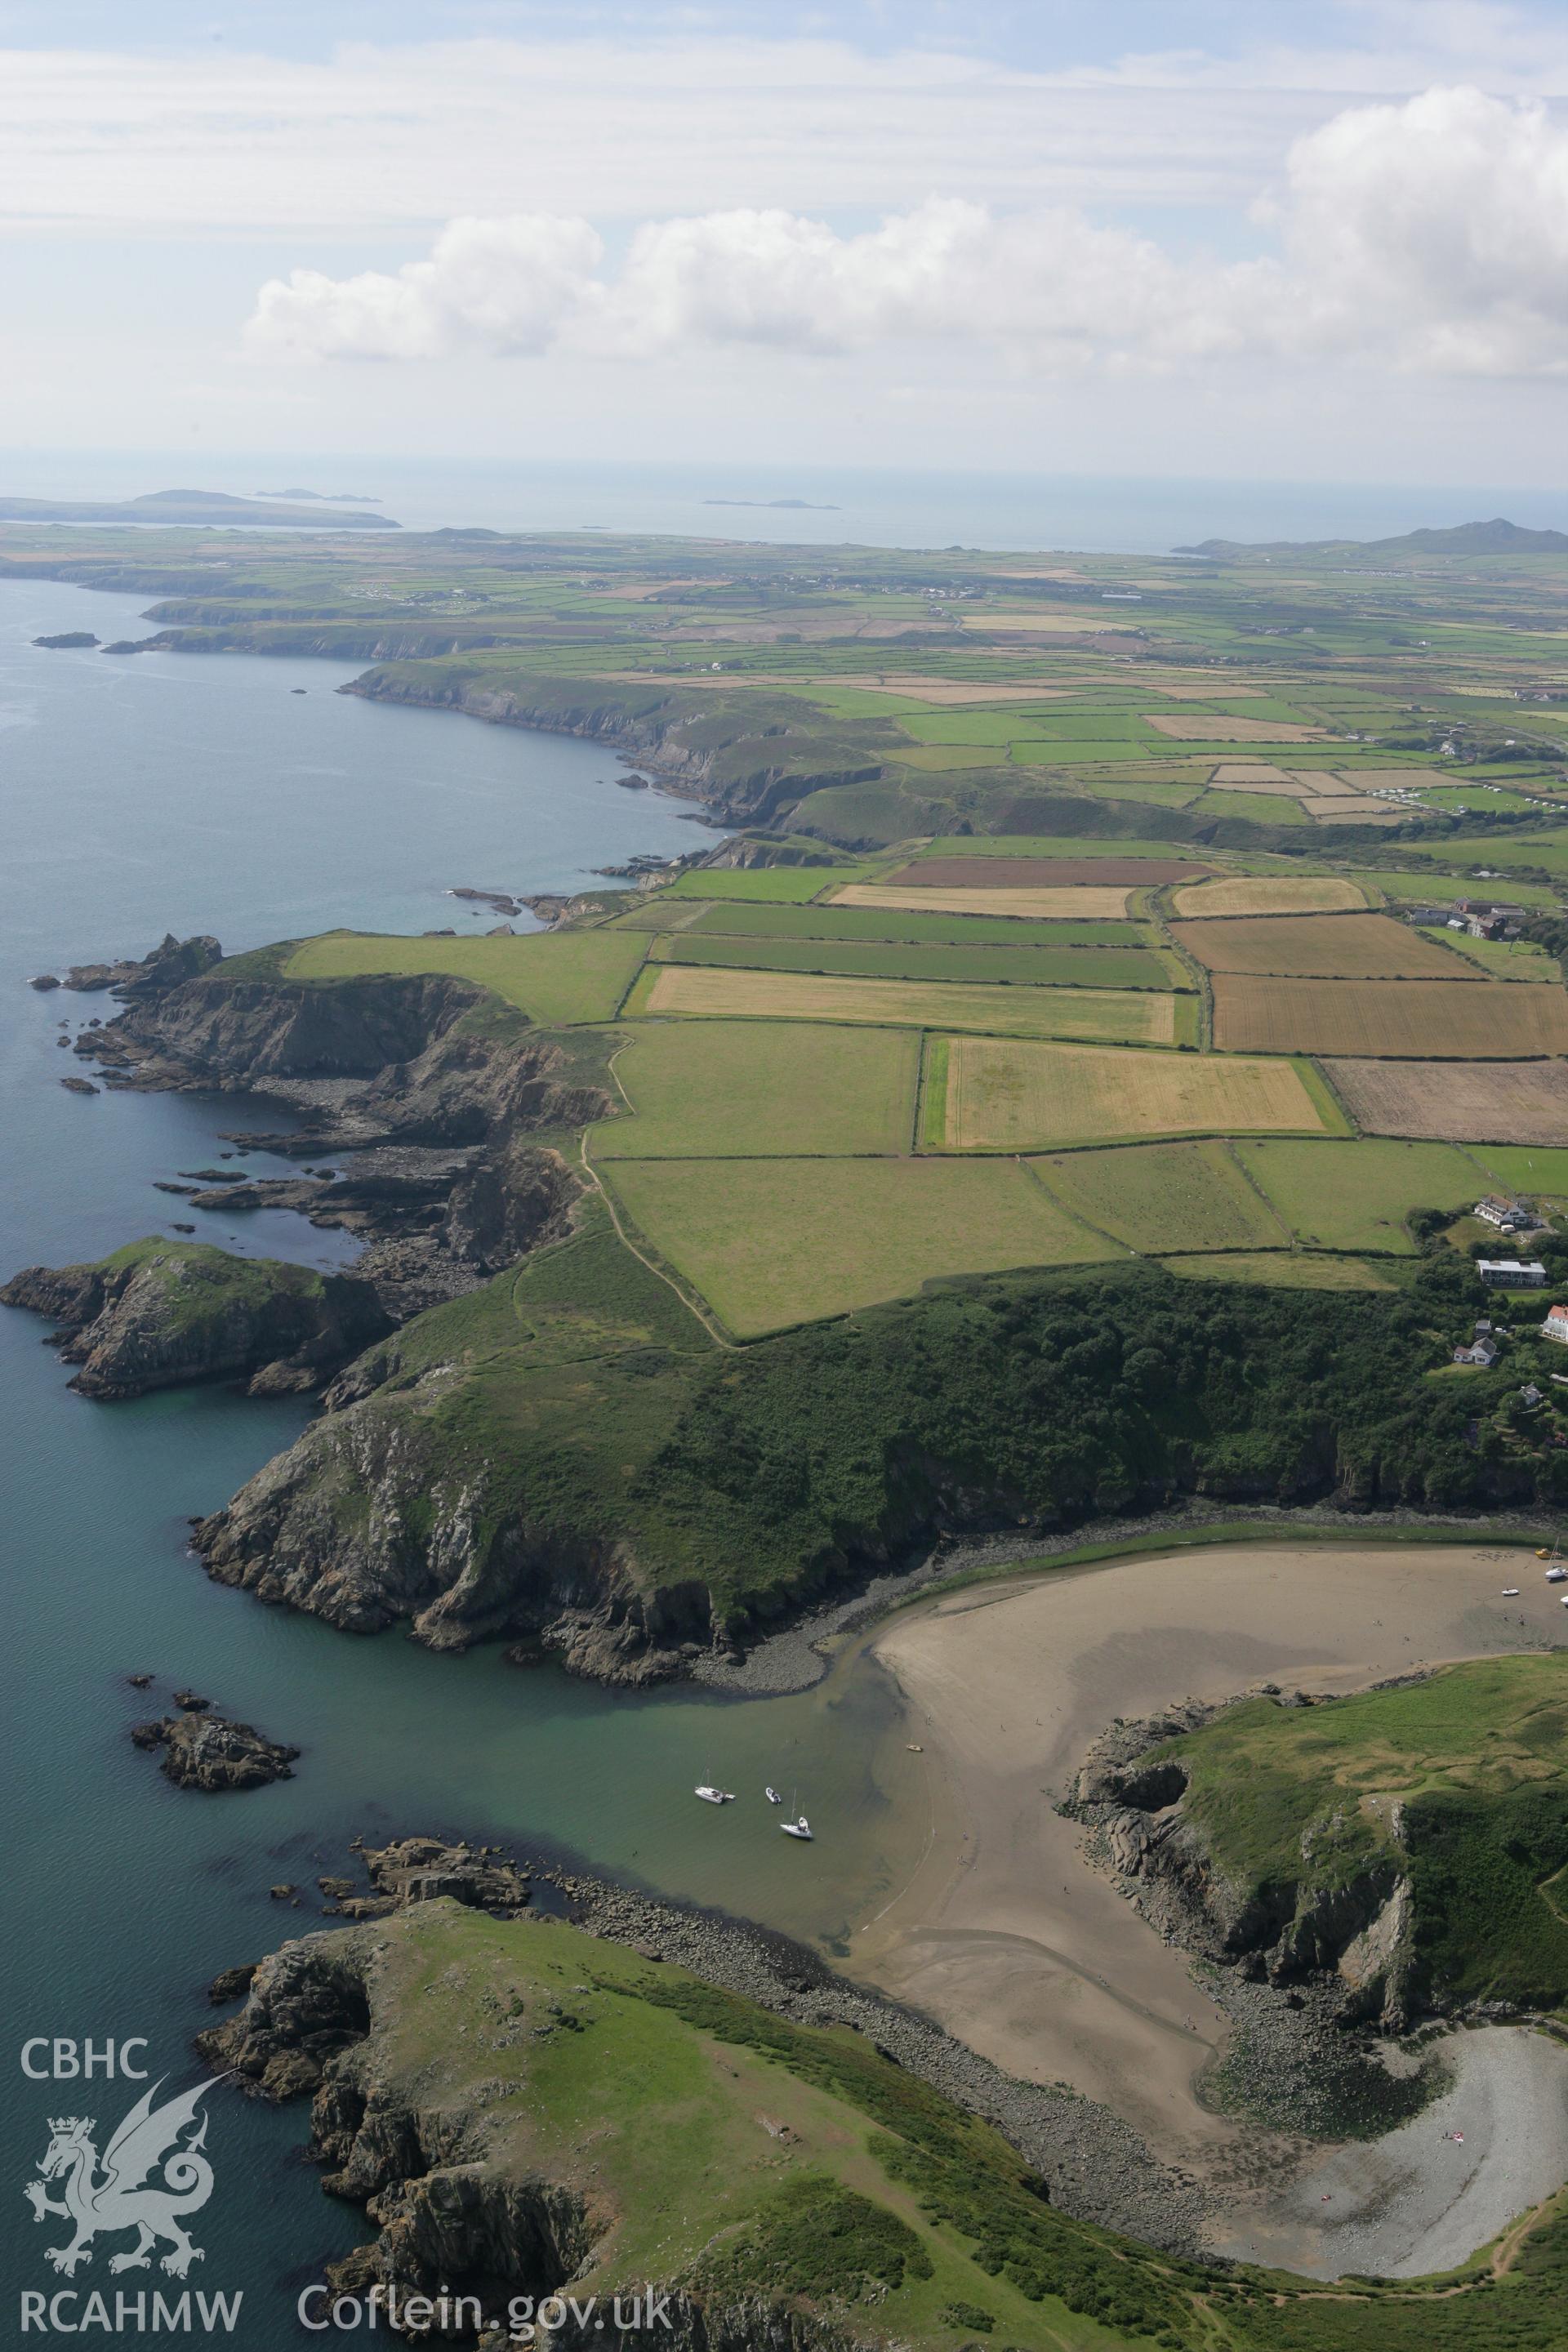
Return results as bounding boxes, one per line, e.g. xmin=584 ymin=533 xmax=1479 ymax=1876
xmin=1152 ymin=1656 xmax=1568 ymax=2015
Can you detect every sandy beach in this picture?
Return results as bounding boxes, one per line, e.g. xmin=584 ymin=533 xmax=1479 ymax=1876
xmin=853 ymin=1539 xmax=1568 ymax=2263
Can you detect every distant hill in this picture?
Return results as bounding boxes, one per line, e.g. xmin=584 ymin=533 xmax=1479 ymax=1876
xmin=1175 ymin=516 xmax=1568 ymax=559
xmin=0 ymin=488 xmax=397 ymax=530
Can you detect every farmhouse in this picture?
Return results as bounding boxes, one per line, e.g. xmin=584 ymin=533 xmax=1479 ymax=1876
xmin=1454 ymin=1334 xmax=1499 ymax=1366
xmin=1479 ymin=1259 xmax=1548 ymax=1288
xmin=1476 ymin=1195 xmax=1532 ymax=1232
xmin=1543 ymin=1304 xmax=1568 ymax=1345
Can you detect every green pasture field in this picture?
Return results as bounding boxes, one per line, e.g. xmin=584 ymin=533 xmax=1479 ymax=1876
xmin=648 ymin=930 xmax=1181 ymax=991
xmin=1390 ymin=826 xmax=1568 ymax=879
xmin=625 ymin=959 xmax=1195 ymax=1045
xmin=1184 ymin=788 xmax=1310 ymax=826
xmin=1160 ymin=1252 xmax=1398 ymax=1291
xmin=662 ymin=867 xmax=858 ymax=902
xmin=895 ymin=710 xmax=1141 ymax=746
xmin=1009 ymin=737 xmax=1152 ymax=763
xmin=602 ymin=1156 xmax=1117 ymax=1334
xmin=283 ymin=928 xmax=648 ymax=1025
xmin=894 ymin=743 xmax=1004 ymax=771
xmin=1415 ymin=927 xmax=1555 ymax=979
xmin=590 ymin=1020 xmax=920 ymax=1160
xmin=1345 ymin=868 xmax=1564 ymax=909
xmin=677 ymin=898 xmax=1149 ymax=948
xmin=1035 ymin=1140 xmax=1290 ymax=1254
xmin=1470 ymin=1143 xmax=1568 ymax=1200
xmin=1232 ymin=1137 xmax=1486 ymax=1254
xmin=1419 ymin=786 xmax=1546 ymax=814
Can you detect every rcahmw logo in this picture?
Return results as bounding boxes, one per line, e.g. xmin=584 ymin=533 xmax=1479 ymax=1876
xmin=19 ymin=2039 xmax=242 ymax=2334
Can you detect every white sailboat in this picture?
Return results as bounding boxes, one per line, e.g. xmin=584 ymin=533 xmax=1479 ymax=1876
xmin=694 ymin=1784 xmax=734 ymax=1805
xmin=779 ymin=1787 xmax=813 ymax=1839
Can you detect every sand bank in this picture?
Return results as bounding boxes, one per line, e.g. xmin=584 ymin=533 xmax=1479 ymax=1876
xmin=853 ymin=1539 xmax=1568 ymax=2261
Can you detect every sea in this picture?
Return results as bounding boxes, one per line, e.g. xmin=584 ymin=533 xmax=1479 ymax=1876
xmin=3 ymin=451 xmax=1568 ymax=553
xmin=0 ymin=577 xmax=923 ymax=2343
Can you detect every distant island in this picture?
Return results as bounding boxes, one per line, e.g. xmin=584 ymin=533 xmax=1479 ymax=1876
xmin=0 ymin=489 xmax=397 ymax=530
xmin=1175 ymin=516 xmax=1568 ymax=559
xmin=254 ymin=488 xmax=381 ymax=503
xmin=703 ymin=497 xmax=840 ymax=510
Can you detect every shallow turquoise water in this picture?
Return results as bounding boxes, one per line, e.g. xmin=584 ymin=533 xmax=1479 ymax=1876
xmin=0 ymin=581 xmax=916 ymax=2341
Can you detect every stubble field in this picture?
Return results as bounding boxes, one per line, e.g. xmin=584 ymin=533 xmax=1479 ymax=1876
xmin=934 ymin=1035 xmax=1342 ymax=1150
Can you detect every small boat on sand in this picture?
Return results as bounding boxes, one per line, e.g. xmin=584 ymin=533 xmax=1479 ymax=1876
xmin=1503 ymin=1587 xmax=1521 ymax=1596
xmin=906 ymin=1744 xmax=924 ymax=1753
xmin=695 ymin=1784 xmax=733 ymax=1805
xmin=765 ymin=1785 xmax=782 ymax=1804
xmin=781 ymin=1816 xmax=813 ymax=1841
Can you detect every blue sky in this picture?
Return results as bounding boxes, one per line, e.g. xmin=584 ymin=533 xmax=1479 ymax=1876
xmin=2 ymin=2 xmax=1567 ymax=479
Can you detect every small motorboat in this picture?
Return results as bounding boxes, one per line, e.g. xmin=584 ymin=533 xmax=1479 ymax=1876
xmin=1546 ymin=1566 xmax=1567 ymax=1584
xmin=765 ymin=1786 xmax=782 ymax=1805
xmin=1503 ymin=1587 xmax=1521 ymax=1597
xmin=780 ymin=1816 xmax=813 ymax=1841
xmin=906 ymin=1744 xmax=924 ymax=1753
xmin=695 ymin=1784 xmax=733 ymax=1805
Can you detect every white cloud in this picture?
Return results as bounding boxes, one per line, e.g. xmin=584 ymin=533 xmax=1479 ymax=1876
xmin=1275 ymin=84 xmax=1568 ymax=372
xmin=243 ymin=86 xmax=1568 ymax=380
xmin=247 ymin=215 xmax=603 ymax=361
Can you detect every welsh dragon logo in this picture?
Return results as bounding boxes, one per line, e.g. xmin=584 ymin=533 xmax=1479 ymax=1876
xmin=24 ymin=2078 xmax=218 ymax=2278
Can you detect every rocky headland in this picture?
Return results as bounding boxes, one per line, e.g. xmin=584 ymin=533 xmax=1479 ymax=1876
xmin=2 ymin=1239 xmax=390 ymax=1398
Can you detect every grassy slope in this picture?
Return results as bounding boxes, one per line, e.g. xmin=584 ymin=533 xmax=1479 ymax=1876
xmin=1036 ymin=1142 xmax=1292 ymax=1254
xmin=601 ymin=1156 xmax=1118 ymax=1334
xmin=1152 ymin=1656 xmax=1568 ymax=2011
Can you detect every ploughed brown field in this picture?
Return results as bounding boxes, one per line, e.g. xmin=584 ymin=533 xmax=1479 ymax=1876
xmin=1212 ymin=973 xmax=1568 ymax=1058
xmin=1325 ymin=1057 xmax=1568 ymax=1143
xmin=1172 ymin=912 xmax=1481 ymax=982
xmin=889 ymin=856 xmax=1213 ymax=889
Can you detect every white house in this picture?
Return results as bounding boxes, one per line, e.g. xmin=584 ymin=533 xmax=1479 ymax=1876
xmin=1476 ymin=1196 xmax=1531 ymax=1232
xmin=1543 ymin=1305 xmax=1568 ymax=1345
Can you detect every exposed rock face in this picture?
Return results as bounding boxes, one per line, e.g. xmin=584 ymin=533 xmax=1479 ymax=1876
xmin=1065 ymin=1696 xmax=1417 ymax=2029
xmin=192 ymin=1407 xmax=714 ymax=1676
xmin=130 ymin=1708 xmax=300 ymax=1790
xmin=64 ymin=932 xmax=222 ymax=996
xmin=1 ymin=1245 xmax=390 ymax=1399
xmin=363 ymin=1837 xmax=532 ymax=1915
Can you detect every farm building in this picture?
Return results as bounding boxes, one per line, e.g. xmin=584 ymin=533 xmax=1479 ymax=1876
xmin=1479 ymin=1259 xmax=1548 ymax=1288
xmin=1543 ymin=1305 xmax=1568 ymax=1345
xmin=1476 ymin=1196 xmax=1532 ymax=1232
